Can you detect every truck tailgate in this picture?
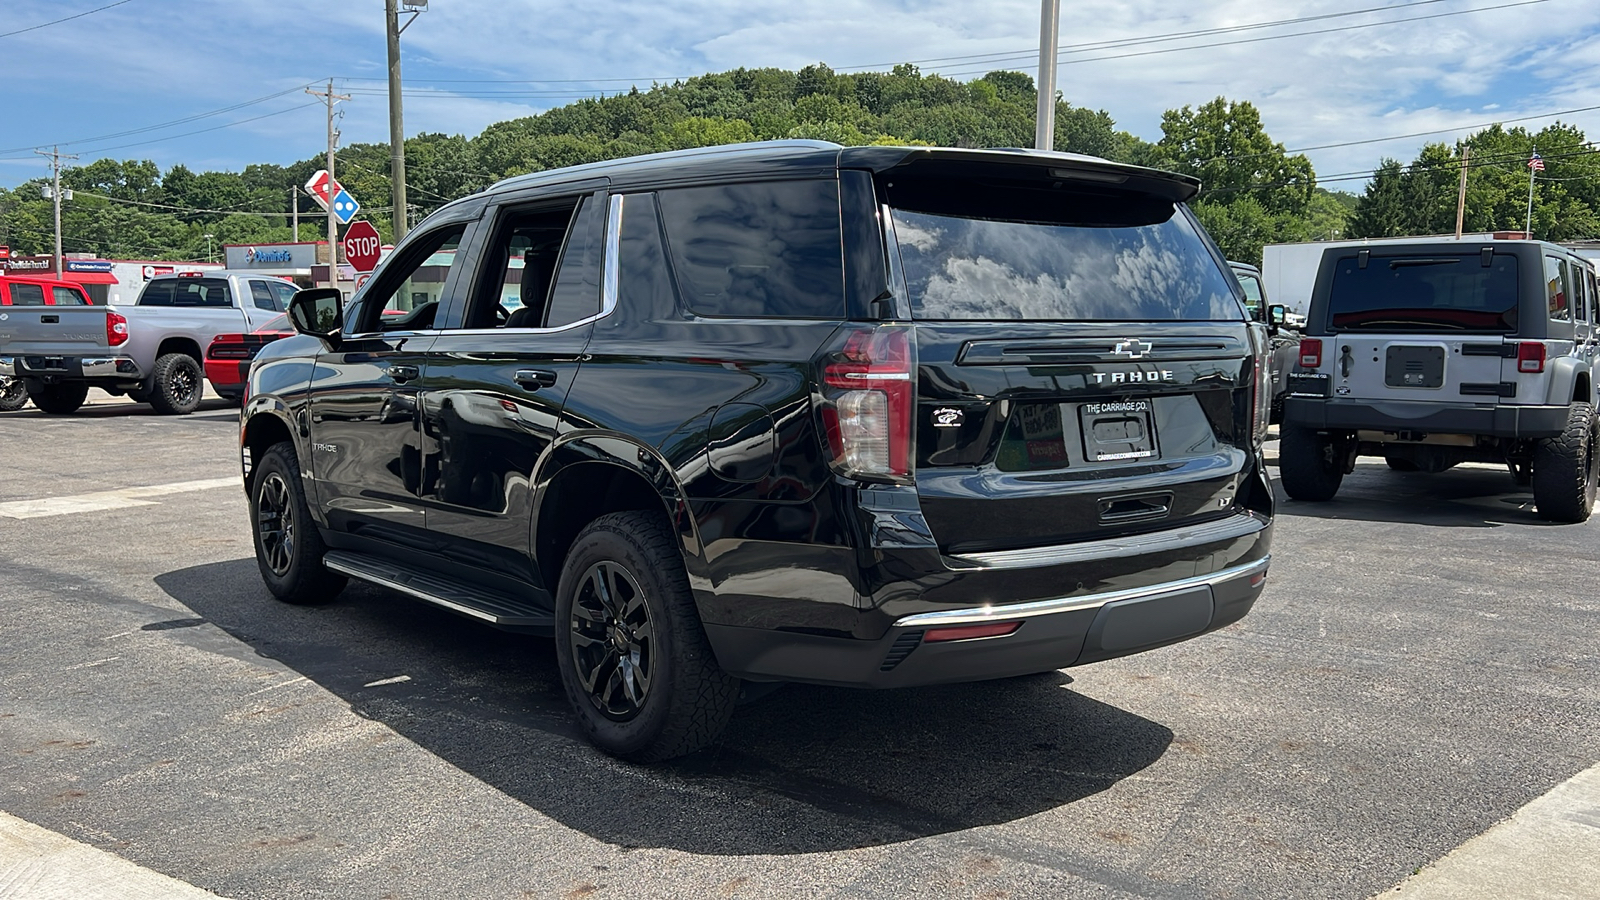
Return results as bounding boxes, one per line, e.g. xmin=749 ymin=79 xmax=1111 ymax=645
xmin=0 ymin=306 xmax=109 ymax=355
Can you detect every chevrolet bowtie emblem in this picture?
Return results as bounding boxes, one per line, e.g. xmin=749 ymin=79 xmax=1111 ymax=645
xmin=1112 ymin=339 xmax=1153 ymax=359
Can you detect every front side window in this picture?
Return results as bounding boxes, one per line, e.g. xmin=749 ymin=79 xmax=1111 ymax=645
xmin=1236 ymin=273 xmax=1265 ymax=314
xmin=657 ymin=180 xmax=844 ymax=319
xmin=889 ymin=192 xmax=1240 ymax=322
xmin=51 ymin=286 xmax=87 ymax=306
xmin=461 ymin=195 xmax=596 ymax=330
xmin=1327 ymin=253 xmax=1521 ymax=333
xmin=269 ymin=280 xmax=298 ymax=311
xmin=359 ymin=226 xmax=466 ymax=332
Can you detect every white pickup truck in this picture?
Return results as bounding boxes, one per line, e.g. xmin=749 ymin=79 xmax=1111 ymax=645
xmin=0 ymin=270 xmax=296 ymax=414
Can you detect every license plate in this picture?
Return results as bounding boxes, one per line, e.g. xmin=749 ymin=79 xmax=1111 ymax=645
xmin=1077 ymin=399 xmax=1158 ymax=462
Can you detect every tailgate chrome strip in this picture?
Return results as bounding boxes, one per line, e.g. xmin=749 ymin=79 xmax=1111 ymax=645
xmin=894 ymin=556 xmax=1270 ymax=628
xmin=947 ymin=512 xmax=1266 ymax=570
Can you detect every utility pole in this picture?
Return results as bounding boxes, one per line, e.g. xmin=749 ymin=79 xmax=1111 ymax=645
xmin=306 ymin=80 xmax=351 ymax=287
xmin=1034 ymin=0 xmax=1061 ymax=151
xmin=387 ymin=0 xmax=425 ymax=243
xmin=290 ymin=185 xmax=299 ymax=240
xmin=1454 ymin=146 xmax=1470 ymax=239
xmin=35 ymin=145 xmax=78 ymax=278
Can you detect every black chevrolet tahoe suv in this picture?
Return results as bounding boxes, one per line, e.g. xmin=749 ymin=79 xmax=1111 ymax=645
xmin=241 ymin=140 xmax=1275 ymax=761
xmin=1280 ymin=239 xmax=1599 ymax=522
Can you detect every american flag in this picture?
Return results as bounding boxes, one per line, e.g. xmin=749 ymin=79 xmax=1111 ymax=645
xmin=1529 ymin=152 xmax=1546 ymax=171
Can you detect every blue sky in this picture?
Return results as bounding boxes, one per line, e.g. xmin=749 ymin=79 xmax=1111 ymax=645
xmin=2 ymin=0 xmax=1599 ymax=196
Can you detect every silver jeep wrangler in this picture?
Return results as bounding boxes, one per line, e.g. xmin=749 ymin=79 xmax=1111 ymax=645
xmin=1280 ymin=239 xmax=1599 ymax=522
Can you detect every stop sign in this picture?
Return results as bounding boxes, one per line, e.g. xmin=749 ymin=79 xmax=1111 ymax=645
xmin=342 ymin=220 xmax=382 ymax=273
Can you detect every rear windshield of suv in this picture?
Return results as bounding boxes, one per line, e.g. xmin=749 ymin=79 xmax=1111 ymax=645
xmin=1326 ymin=253 xmax=1520 ymax=332
xmin=138 ymin=277 xmax=231 ymax=307
xmin=887 ymin=188 xmax=1241 ymax=322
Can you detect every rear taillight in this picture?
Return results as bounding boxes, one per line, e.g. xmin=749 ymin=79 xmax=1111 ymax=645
xmin=1517 ymin=342 xmax=1546 ymax=373
xmin=209 ymin=335 xmax=250 ymax=359
xmin=1252 ymin=340 xmax=1272 ymax=445
xmin=819 ymin=325 xmax=914 ymax=481
xmin=1299 ymin=338 xmax=1322 ymax=368
xmin=106 ymin=311 xmax=128 ymax=347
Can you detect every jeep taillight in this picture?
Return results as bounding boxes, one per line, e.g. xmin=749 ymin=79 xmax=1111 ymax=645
xmin=1299 ymin=338 xmax=1322 ymax=369
xmin=1517 ymin=342 xmax=1546 ymax=373
xmin=106 ymin=311 xmax=128 ymax=347
xmin=819 ymin=325 xmax=914 ymax=481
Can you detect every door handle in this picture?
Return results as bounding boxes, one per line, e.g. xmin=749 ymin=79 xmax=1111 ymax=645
xmin=388 ymin=364 xmax=420 ymax=383
xmin=514 ymin=368 xmax=557 ymax=390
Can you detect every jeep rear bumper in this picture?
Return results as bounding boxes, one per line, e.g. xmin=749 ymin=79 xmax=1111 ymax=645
xmin=1283 ymin=396 xmax=1569 ymax=439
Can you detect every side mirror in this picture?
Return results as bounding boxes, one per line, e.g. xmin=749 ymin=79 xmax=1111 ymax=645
xmin=288 ymin=288 xmax=343 ymax=346
xmin=1266 ymin=304 xmax=1287 ymax=332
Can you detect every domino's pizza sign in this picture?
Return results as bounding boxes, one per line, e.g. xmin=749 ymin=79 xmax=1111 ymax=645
xmin=244 ymin=247 xmax=295 ymax=264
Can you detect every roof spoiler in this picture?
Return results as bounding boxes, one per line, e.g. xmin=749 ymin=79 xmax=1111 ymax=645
xmin=838 ymin=146 xmax=1201 ymax=204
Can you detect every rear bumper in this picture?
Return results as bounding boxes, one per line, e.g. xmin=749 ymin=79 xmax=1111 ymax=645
xmin=204 ymin=360 xmax=248 ymax=396
xmin=1 ymin=354 xmax=144 ymax=383
xmin=704 ymin=531 xmax=1270 ymax=689
xmin=1283 ymin=396 xmax=1568 ymax=439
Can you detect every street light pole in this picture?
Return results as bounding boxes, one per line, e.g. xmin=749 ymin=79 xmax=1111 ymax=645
xmin=1034 ymin=0 xmax=1061 ymax=151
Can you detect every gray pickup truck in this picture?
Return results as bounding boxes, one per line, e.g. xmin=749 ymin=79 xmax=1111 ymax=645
xmin=0 ymin=270 xmax=295 ymax=414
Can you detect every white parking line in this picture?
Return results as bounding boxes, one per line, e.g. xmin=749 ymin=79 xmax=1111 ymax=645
xmin=0 ymin=810 xmax=227 ymax=898
xmin=0 ymin=477 xmax=239 ymax=520
xmin=1379 ymin=761 xmax=1600 ymax=899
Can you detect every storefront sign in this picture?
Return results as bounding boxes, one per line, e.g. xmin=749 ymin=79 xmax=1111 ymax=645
xmin=4 ymin=256 xmax=52 ymax=273
xmin=226 ymin=243 xmax=317 ymax=269
xmin=66 ymin=260 xmax=115 ymax=272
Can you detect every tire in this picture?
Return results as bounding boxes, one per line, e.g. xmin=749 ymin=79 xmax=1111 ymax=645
xmin=554 ymin=510 xmax=738 ymax=762
xmin=1385 ymin=456 xmax=1419 ymax=472
xmin=250 ymin=442 xmax=346 ymax=604
xmin=147 ymin=352 xmax=203 ymax=415
xmin=1279 ymin=425 xmax=1344 ymax=501
xmin=26 ymin=382 xmax=88 ymax=415
xmin=0 ymin=378 xmax=28 ymax=412
xmin=1532 ymin=402 xmax=1597 ymax=523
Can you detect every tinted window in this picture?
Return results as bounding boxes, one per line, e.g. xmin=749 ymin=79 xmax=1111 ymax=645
xmin=249 ymin=280 xmax=279 ymax=311
xmin=51 ymin=286 xmax=87 ymax=306
xmin=617 ymin=193 xmax=678 ymax=313
xmin=9 ymin=283 xmax=46 ymax=305
xmin=1548 ymin=256 xmax=1573 ymax=322
xmin=139 ymin=277 xmax=230 ymax=307
xmin=657 ymin=180 xmax=844 ymax=319
xmin=360 ymin=226 xmax=467 ymax=332
xmin=544 ymin=196 xmax=603 ymax=328
xmin=1327 ymin=253 xmax=1520 ymax=333
xmin=892 ymin=206 xmax=1240 ymax=321
xmin=269 ymin=281 xmax=298 ymax=310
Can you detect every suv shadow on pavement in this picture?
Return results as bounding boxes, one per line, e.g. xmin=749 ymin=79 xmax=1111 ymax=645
xmin=0 ymin=398 xmax=237 ymax=419
xmin=1273 ymin=461 xmax=1555 ymax=528
xmin=157 ymin=558 xmax=1174 ymax=856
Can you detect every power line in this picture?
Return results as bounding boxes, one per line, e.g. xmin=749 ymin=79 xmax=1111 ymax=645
xmin=0 ymin=0 xmax=135 ymax=40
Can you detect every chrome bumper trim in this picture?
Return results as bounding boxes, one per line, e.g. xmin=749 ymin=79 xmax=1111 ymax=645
xmin=0 ymin=357 xmax=13 ymax=377
xmin=79 ymin=357 xmax=140 ymax=378
xmin=892 ymin=556 xmax=1270 ymax=628
xmin=948 ymin=512 xmax=1267 ymax=570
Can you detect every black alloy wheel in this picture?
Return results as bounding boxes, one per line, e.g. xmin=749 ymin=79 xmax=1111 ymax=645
xmin=0 ymin=377 xmax=27 ymax=412
xmin=256 ymin=471 xmax=296 ymax=577
xmin=569 ymin=560 xmax=657 ymax=721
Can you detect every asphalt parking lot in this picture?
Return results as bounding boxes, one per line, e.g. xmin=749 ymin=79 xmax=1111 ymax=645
xmin=1 ymin=394 xmax=1596 ymax=899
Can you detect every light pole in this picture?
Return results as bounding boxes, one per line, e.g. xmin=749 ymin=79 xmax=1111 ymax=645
xmin=1034 ymin=0 xmax=1061 ymax=151
xmin=387 ymin=0 xmax=427 ymax=243
xmin=204 ymin=233 xmax=215 ymax=263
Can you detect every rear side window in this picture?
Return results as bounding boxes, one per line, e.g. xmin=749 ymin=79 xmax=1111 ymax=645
xmin=249 ymin=280 xmax=281 ymax=311
xmin=9 ymin=283 xmax=46 ymax=305
xmin=51 ymin=286 xmax=87 ymax=306
xmin=139 ymin=278 xmax=230 ymax=307
xmin=657 ymin=180 xmax=844 ymax=319
xmin=888 ymin=194 xmax=1240 ymax=322
xmin=544 ymin=195 xmax=604 ymax=329
xmin=1546 ymin=256 xmax=1572 ymax=322
xmin=1326 ymin=253 xmax=1521 ymax=333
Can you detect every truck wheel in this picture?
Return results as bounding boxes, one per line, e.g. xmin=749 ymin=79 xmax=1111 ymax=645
xmin=250 ymin=442 xmax=346 ymax=604
xmin=1279 ymin=426 xmax=1344 ymax=501
xmin=0 ymin=377 xmax=28 ymax=412
xmin=147 ymin=352 xmax=203 ymax=415
xmin=26 ymin=382 xmax=88 ymax=415
xmin=554 ymin=510 xmax=738 ymax=763
xmin=1532 ymin=402 xmax=1598 ymax=523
